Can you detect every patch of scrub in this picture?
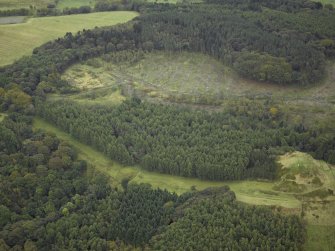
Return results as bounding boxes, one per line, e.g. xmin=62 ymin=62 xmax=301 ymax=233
xmin=274 ymin=152 xmax=335 ymax=197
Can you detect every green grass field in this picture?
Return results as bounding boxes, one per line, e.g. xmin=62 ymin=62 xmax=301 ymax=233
xmin=0 ymin=11 xmax=138 ymax=66
xmin=56 ymin=0 xmax=95 ymax=9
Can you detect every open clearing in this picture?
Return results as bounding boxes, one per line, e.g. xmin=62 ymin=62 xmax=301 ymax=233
xmin=0 ymin=11 xmax=138 ymax=66
xmin=33 ymin=117 xmax=335 ymax=250
xmin=62 ymin=52 xmax=335 ymax=104
xmin=60 ymin=52 xmax=335 ymax=132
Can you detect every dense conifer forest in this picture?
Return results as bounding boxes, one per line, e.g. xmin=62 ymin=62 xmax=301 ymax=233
xmin=1 ymin=0 xmax=335 ymax=249
xmin=36 ymin=98 xmax=335 ymax=180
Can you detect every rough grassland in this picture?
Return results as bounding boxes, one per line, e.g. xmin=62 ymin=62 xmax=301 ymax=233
xmin=62 ymin=52 xmax=335 ymax=107
xmin=0 ymin=11 xmax=138 ymax=66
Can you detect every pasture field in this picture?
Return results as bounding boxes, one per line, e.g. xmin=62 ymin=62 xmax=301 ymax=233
xmin=0 ymin=11 xmax=138 ymax=66
xmin=56 ymin=0 xmax=95 ymax=9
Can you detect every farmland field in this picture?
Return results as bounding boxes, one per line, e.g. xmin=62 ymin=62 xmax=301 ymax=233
xmin=0 ymin=11 xmax=138 ymax=66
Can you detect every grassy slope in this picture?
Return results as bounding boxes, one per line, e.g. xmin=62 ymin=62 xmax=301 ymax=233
xmin=0 ymin=11 xmax=138 ymax=66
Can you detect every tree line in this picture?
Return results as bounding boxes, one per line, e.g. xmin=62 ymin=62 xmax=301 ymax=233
xmin=36 ymin=98 xmax=335 ymax=181
xmin=1 ymin=0 xmax=334 ymax=93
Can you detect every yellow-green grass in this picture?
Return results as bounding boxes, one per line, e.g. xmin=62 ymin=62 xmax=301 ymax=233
xmin=305 ymin=225 xmax=335 ymax=251
xmin=275 ymin=152 xmax=335 ymax=195
xmin=0 ymin=11 xmax=138 ymax=66
xmin=0 ymin=113 xmax=6 ymax=122
xmin=33 ymin=117 xmax=302 ymax=208
xmin=55 ymin=62 xmax=126 ymax=105
xmin=319 ymin=0 xmax=335 ymax=6
xmin=0 ymin=0 xmax=49 ymax=10
xmin=57 ymin=0 xmax=95 ymax=9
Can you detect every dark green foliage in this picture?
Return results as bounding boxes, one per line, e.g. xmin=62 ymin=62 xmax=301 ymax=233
xmin=233 ymin=51 xmax=293 ymax=83
xmin=36 ymin=99 xmax=295 ymax=180
xmin=0 ymin=113 xmax=306 ymax=250
xmin=111 ymin=184 xmax=177 ymax=245
xmin=0 ymin=115 xmax=175 ymax=250
xmin=150 ymin=187 xmax=305 ymax=251
xmin=0 ymin=8 xmax=30 ymax=17
xmin=138 ymin=3 xmax=331 ymax=85
xmin=1 ymin=0 xmax=334 ymax=95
